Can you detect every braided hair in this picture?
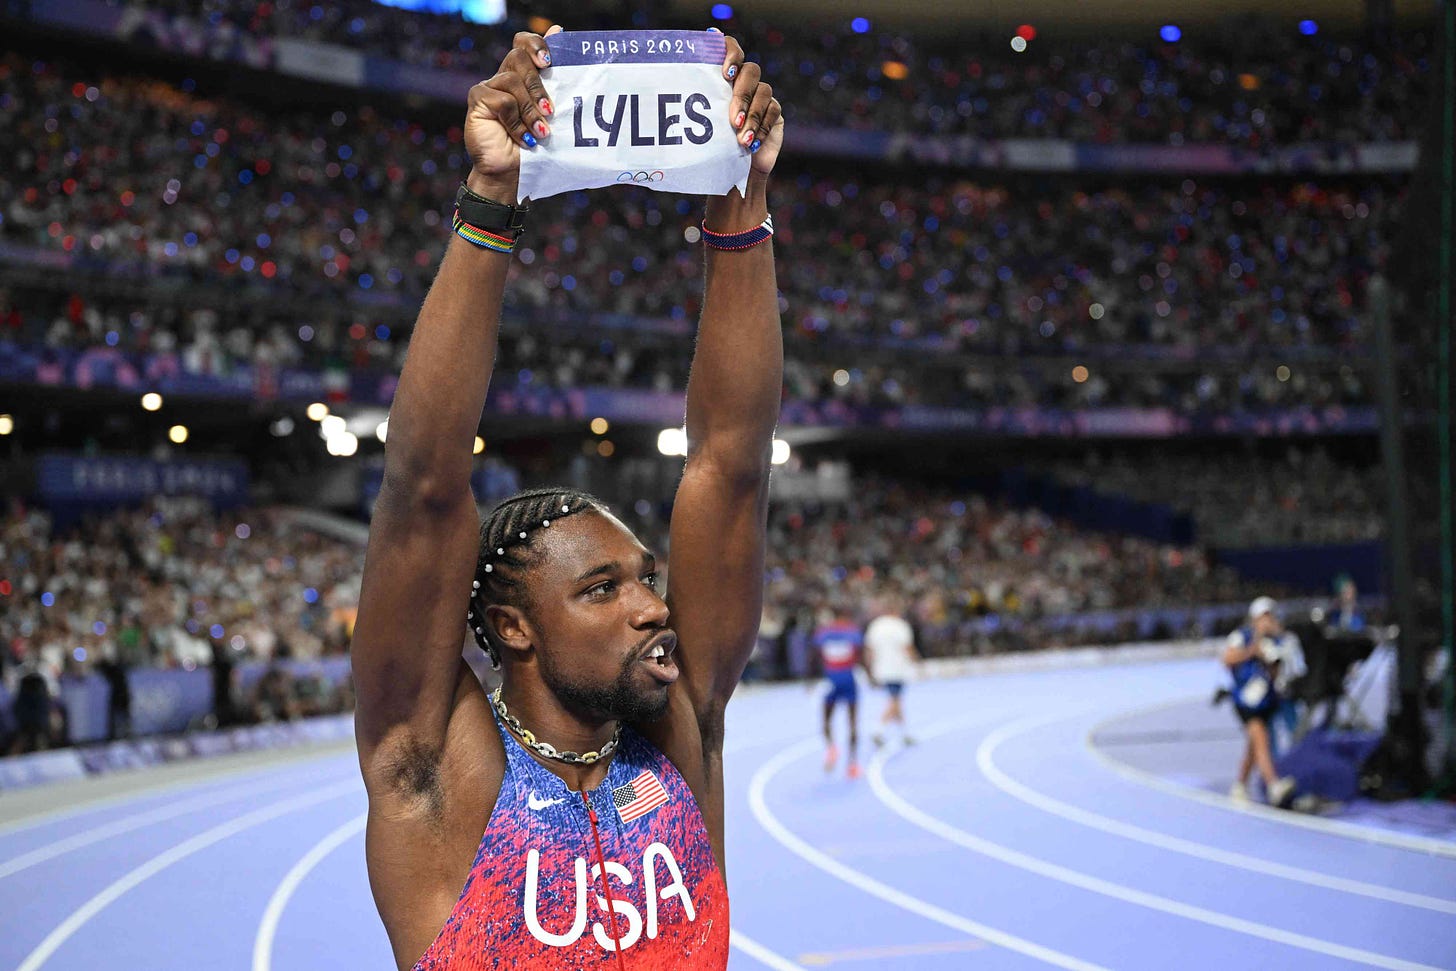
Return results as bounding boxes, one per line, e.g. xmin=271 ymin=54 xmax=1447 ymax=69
xmin=466 ymin=487 xmax=607 ymax=667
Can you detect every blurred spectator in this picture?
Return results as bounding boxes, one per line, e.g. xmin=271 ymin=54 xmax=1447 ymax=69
xmin=8 ymin=667 xmax=64 ymax=754
xmin=1330 ymin=574 xmax=1367 ymax=631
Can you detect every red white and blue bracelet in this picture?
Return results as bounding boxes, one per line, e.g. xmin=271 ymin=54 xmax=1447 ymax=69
xmin=701 ymin=213 xmax=774 ymax=251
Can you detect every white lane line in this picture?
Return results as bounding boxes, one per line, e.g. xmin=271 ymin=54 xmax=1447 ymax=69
xmin=1084 ymin=706 xmax=1456 ymax=860
xmin=980 ymin=714 xmax=1456 ymax=915
xmin=732 ymin=928 xmax=810 ymax=971
xmin=16 ymin=779 xmax=361 ymax=971
xmin=869 ymin=728 xmax=1446 ymax=971
xmin=748 ymin=736 xmax=1109 ymax=971
xmin=0 ymin=770 xmax=357 ymax=881
xmin=253 ymin=812 xmax=369 ymax=971
xmin=0 ymin=746 xmax=356 ymax=836
xmin=724 ymin=738 xmax=814 ymax=971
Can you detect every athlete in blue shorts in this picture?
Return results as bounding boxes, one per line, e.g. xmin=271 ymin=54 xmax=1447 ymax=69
xmin=813 ymin=608 xmax=870 ymax=778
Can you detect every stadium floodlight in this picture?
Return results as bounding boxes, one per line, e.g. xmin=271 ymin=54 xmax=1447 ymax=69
xmin=320 ymin=415 xmax=347 ymax=439
xmin=1010 ymin=36 xmax=1027 ymax=53
xmin=657 ymin=427 xmax=688 ymax=457
xmin=141 ymin=392 xmax=163 ymax=412
xmin=327 ymin=431 xmax=359 ymax=457
xmin=270 ymin=416 xmax=295 ymax=437
xmin=0 ymin=414 xmax=12 ymax=436
xmin=168 ymin=424 xmax=189 ymax=444
xmin=306 ymin=402 xmax=329 ymax=421
xmin=591 ymin=417 xmax=610 ymax=435
xmin=375 ymin=419 xmax=389 ymax=443
xmin=474 ymin=436 xmax=486 ymax=455
xmin=771 ymin=439 xmax=791 ymax=465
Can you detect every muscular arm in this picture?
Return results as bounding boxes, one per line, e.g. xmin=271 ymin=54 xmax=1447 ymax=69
xmin=666 ymin=169 xmax=782 ymax=724
xmin=352 ymin=229 xmax=509 ymax=773
xmin=351 ymin=43 xmax=552 ymax=784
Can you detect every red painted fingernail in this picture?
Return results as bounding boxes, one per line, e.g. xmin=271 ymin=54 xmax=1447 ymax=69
xmin=742 ymin=128 xmax=755 ymax=145
xmin=735 ymin=110 xmax=746 ymax=127
xmin=534 ymin=120 xmax=550 ymax=138
xmin=539 ymin=98 xmax=553 ymax=117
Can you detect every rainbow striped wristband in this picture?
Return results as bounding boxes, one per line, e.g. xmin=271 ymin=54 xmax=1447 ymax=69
xmin=701 ymin=213 xmax=774 ymax=251
xmin=452 ymin=210 xmax=518 ymax=254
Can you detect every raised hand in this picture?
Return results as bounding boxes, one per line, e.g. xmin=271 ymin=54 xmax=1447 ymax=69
xmin=716 ymin=31 xmax=785 ymax=176
xmin=464 ymin=25 xmax=562 ymax=200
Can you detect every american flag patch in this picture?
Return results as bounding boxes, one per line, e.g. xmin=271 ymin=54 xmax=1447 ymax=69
xmin=612 ymin=769 xmax=669 ymax=823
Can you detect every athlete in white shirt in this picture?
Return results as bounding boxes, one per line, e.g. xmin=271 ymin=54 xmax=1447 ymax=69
xmin=863 ymin=594 xmax=921 ymax=747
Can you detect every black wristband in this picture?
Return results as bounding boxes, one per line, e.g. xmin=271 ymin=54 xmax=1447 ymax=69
xmin=455 ymin=183 xmax=529 ymax=237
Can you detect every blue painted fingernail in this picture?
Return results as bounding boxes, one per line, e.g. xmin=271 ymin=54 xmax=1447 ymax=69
xmin=727 ymin=65 xmax=738 ymax=79
xmin=751 ymin=138 xmax=761 ymax=152
xmin=541 ymin=51 xmax=552 ymax=65
xmin=707 ymin=26 xmax=722 ymax=33
xmin=522 ymin=131 xmax=537 ymax=147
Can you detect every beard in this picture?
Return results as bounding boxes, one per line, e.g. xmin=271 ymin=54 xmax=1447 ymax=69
xmin=538 ymin=645 xmax=670 ymax=725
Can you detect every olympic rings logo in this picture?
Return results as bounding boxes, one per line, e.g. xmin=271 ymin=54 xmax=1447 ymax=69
xmin=617 ymin=170 xmax=665 ymax=183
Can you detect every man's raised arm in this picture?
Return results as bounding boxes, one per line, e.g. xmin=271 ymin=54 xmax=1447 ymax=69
xmin=352 ymin=34 xmax=558 ymax=775
xmin=666 ymin=46 xmax=785 ymax=721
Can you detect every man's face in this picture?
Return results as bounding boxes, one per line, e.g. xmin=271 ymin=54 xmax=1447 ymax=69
xmin=523 ymin=511 xmax=678 ymax=724
xmin=1253 ymin=611 xmax=1281 ymax=638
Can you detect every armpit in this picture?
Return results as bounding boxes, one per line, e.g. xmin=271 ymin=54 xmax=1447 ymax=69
xmin=379 ymin=735 xmax=447 ymax=819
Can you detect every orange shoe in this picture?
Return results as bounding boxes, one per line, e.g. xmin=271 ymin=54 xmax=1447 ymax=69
xmin=846 ymin=761 xmax=862 ymax=780
xmin=823 ymin=744 xmax=839 ymax=772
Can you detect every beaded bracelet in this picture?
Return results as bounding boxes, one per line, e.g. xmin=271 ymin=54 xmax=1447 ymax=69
xmin=701 ymin=213 xmax=774 ymax=251
xmin=452 ymin=210 xmax=517 ymax=254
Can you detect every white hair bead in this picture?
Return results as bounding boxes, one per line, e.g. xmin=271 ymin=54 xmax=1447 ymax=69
xmin=543 ymin=519 xmax=550 ymax=527
xmin=472 ymin=580 xmax=480 ymax=590
xmin=484 ymin=564 xmax=493 ymax=573
xmin=562 ymin=504 xmax=569 ymax=513
xmin=519 ymin=531 xmax=527 ymax=539
xmin=497 ymin=548 xmax=504 ymax=555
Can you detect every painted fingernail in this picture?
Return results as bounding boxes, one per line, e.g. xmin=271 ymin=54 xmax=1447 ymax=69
xmin=534 ymin=120 xmax=550 ymax=138
xmin=735 ymin=110 xmax=746 ymax=128
xmin=522 ymin=131 xmax=537 ymax=147
xmin=540 ymin=51 xmax=552 ymax=66
xmin=742 ymin=128 xmax=755 ymax=145
xmin=727 ymin=64 xmax=738 ymax=79
xmin=707 ymin=26 xmax=722 ymax=33
xmin=751 ymin=138 xmax=761 ymax=153
xmin=539 ymin=97 xmax=553 ymax=116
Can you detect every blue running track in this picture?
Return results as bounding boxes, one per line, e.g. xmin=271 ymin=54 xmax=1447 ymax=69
xmin=2 ymin=658 xmax=1452 ymax=970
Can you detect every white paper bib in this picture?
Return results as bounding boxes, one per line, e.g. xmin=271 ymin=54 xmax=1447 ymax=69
xmin=517 ymin=30 xmax=752 ymax=203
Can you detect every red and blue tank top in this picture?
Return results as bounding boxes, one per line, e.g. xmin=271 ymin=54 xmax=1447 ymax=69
xmin=410 ymin=710 xmax=730 ymax=970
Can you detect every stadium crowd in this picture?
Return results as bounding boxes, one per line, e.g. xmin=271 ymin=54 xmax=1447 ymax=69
xmin=1 ymin=52 xmax=1402 ymax=349
xmin=1 ymin=52 xmax=1396 ymax=417
xmin=2 ymin=464 xmax=1270 ymax=737
xmin=1047 ymin=447 xmax=1385 ymax=548
xmin=87 ymin=0 xmax=1430 ymax=145
xmin=0 ymin=497 xmax=360 ymax=750
xmin=2 ymin=281 xmax=1370 ymax=415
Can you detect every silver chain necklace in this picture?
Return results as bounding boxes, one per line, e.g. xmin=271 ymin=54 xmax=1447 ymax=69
xmin=491 ymin=687 xmax=620 ymax=766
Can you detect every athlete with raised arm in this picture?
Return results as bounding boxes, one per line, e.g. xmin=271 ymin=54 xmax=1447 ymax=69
xmin=350 ymin=24 xmax=783 ymax=971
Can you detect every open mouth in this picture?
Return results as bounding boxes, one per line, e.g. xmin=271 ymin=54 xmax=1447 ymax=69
xmin=640 ymin=633 xmax=680 ymax=684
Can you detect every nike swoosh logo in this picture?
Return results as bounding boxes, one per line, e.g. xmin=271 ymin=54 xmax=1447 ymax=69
xmin=527 ymin=792 xmax=565 ymax=811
